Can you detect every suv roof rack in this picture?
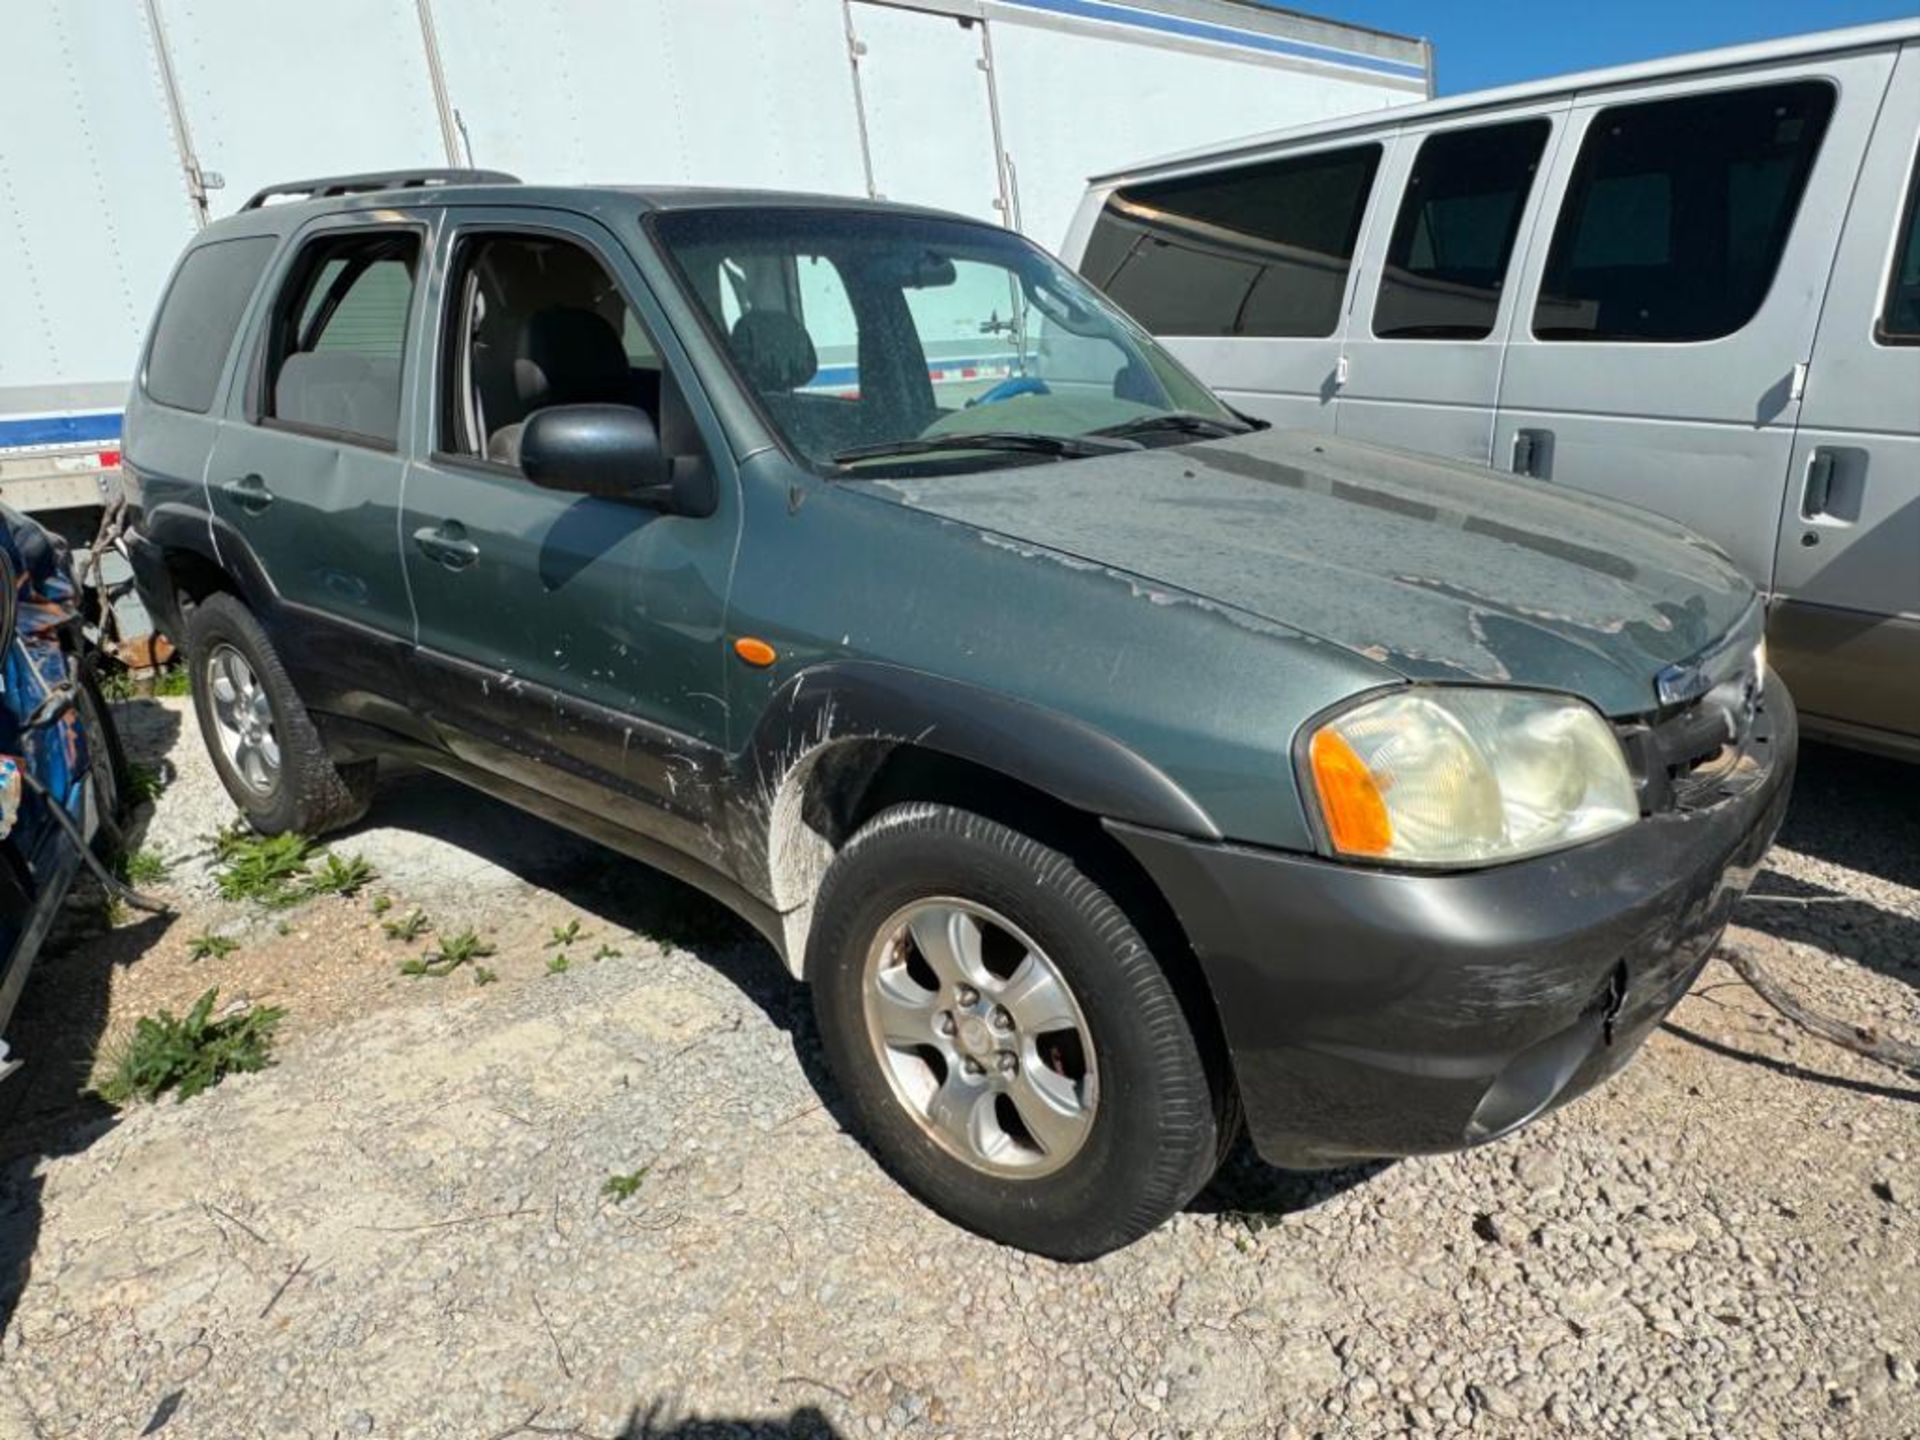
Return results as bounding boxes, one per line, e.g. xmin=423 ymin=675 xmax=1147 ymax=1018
xmin=242 ymin=168 xmax=521 ymax=210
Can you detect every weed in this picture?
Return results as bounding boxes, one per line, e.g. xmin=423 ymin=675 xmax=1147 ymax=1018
xmin=119 ymin=848 xmax=169 ymax=885
xmin=382 ymin=909 xmax=431 ymax=942
xmin=213 ymin=829 xmax=315 ymax=905
xmin=308 ymin=852 xmax=375 ymax=898
xmin=601 ymin=1167 xmax=650 ymax=1203
xmin=275 ymin=920 xmax=292 ymax=936
xmin=152 ymin=665 xmax=192 ymax=698
xmin=545 ymin=953 xmax=571 ymax=976
xmin=546 ymin=919 xmax=582 ymax=948
xmin=592 ymin=944 xmax=619 ymax=963
xmin=400 ymin=928 xmax=495 ymax=979
xmin=126 ymin=761 xmax=168 ymax=805
xmin=212 ymin=825 xmax=374 ymax=905
xmin=472 ymin=965 xmax=498 ymax=987
xmin=187 ymin=932 xmax=240 ymax=962
xmin=102 ymin=894 xmax=128 ymax=929
xmin=96 ymin=988 xmax=284 ymax=1105
xmin=370 ymin=894 xmax=393 ymax=916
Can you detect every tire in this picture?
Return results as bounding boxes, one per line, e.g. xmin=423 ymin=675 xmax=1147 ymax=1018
xmin=74 ymin=664 xmax=132 ymax=858
xmin=185 ymin=592 xmax=373 ymax=836
xmin=808 ymin=802 xmax=1222 ymax=1259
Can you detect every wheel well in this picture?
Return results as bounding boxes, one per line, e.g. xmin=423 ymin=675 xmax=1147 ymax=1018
xmin=165 ymin=547 xmax=237 ymax=616
xmin=769 ymin=740 xmax=1232 ymax=1105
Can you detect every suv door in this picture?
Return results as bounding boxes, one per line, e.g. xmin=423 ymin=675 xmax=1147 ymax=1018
xmin=206 ymin=215 xmax=430 ymax=706
xmin=1336 ymin=106 xmax=1566 ymax=464
xmin=1769 ymin=44 xmax=1920 ymax=753
xmin=1491 ymin=56 xmax=1892 ymax=584
xmin=400 ymin=210 xmax=740 ymax=863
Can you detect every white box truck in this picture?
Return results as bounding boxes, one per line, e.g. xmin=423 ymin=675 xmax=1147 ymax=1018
xmin=0 ymin=0 xmax=1427 ymax=536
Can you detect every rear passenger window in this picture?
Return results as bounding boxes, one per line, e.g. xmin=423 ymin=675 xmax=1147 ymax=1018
xmin=1081 ymin=144 xmax=1382 ymax=338
xmin=1374 ymin=120 xmax=1549 ymax=341
xmin=1878 ymin=161 xmax=1920 ymax=344
xmin=143 ymin=237 xmax=277 ymax=413
xmin=261 ymin=230 xmax=421 ymax=447
xmin=1533 ymin=82 xmax=1834 ymax=343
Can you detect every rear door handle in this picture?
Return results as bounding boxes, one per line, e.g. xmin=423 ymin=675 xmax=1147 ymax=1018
xmin=1801 ymin=448 xmax=1836 ymax=519
xmin=1511 ymin=428 xmax=1551 ymax=478
xmin=221 ymin=473 xmax=274 ymax=514
xmin=413 ymin=522 xmax=480 ymax=571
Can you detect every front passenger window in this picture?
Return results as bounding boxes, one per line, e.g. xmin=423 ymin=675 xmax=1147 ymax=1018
xmin=262 ymin=230 xmax=420 ymax=447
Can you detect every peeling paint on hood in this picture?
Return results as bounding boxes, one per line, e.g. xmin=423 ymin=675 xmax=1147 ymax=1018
xmin=858 ymin=428 xmax=1756 ymax=717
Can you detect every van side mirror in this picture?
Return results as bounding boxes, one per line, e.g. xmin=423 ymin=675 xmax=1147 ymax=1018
xmin=519 ymin=404 xmax=714 ymax=516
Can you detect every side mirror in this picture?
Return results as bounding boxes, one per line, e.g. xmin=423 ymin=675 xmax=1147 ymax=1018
xmin=519 ymin=404 xmax=714 ymax=516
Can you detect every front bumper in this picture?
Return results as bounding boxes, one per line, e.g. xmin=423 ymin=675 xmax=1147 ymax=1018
xmin=1112 ymin=677 xmax=1796 ymax=1169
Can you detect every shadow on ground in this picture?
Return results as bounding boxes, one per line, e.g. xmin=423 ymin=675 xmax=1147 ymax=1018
xmin=1190 ymin=1137 xmax=1392 ymax=1222
xmin=486 ymin=1401 xmax=841 ymax=1438
xmin=0 ymin=698 xmax=183 ymax=1336
xmin=1735 ymin=740 xmax=1920 ymax=995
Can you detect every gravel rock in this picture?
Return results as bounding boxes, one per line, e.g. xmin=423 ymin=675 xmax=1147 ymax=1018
xmin=0 ymin=716 xmax=1915 ymax=1438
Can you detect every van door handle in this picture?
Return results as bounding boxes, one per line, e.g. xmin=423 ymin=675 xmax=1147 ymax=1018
xmin=1801 ymin=448 xmax=1836 ymax=519
xmin=1511 ymin=428 xmax=1551 ymax=478
xmin=413 ymin=522 xmax=480 ymax=571
xmin=221 ymin=473 xmax=274 ymax=514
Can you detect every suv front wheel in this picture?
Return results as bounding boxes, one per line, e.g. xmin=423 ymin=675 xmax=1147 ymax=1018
xmin=186 ymin=592 xmax=373 ymax=836
xmin=808 ymin=802 xmax=1225 ymax=1259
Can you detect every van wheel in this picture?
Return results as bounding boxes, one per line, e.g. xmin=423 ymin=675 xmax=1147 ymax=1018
xmin=808 ymin=802 xmax=1222 ymax=1259
xmin=186 ymin=593 xmax=373 ymax=836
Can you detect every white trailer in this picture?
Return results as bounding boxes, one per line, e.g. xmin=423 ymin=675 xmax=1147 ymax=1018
xmin=0 ymin=0 xmax=1428 ymax=526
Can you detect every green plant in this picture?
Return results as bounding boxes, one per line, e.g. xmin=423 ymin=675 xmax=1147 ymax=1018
xmin=126 ymin=761 xmax=168 ymax=805
xmin=382 ymin=909 xmax=431 ymax=942
xmin=152 ymin=665 xmax=192 ymax=698
xmin=213 ymin=829 xmax=316 ymax=905
xmin=400 ymin=929 xmax=495 ymax=979
xmin=96 ymin=988 xmax=285 ymax=1105
xmin=546 ymin=919 xmax=582 ymax=948
xmin=308 ymin=852 xmax=375 ymax=898
xmin=370 ymin=894 xmax=393 ymax=916
xmin=472 ymin=965 xmax=498 ymax=986
xmin=592 ymin=944 xmax=619 ymax=963
xmin=545 ymin=953 xmax=571 ymax=976
xmin=275 ymin=920 xmax=292 ymax=936
xmin=119 ymin=848 xmax=169 ymax=885
xmin=187 ymin=932 xmax=240 ymax=962
xmin=601 ymin=1167 xmax=650 ymax=1203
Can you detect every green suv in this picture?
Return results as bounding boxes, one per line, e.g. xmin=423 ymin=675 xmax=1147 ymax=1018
xmin=124 ymin=170 xmax=1794 ymax=1258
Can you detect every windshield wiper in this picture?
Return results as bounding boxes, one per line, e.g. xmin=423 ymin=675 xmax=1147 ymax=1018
xmin=1086 ymin=411 xmax=1254 ymax=443
xmin=833 ymin=431 xmax=1140 ymax=466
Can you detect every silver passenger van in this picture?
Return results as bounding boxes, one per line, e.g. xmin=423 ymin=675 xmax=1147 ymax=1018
xmin=1062 ymin=20 xmax=1920 ymax=760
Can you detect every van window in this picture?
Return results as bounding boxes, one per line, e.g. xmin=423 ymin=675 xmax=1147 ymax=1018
xmin=143 ymin=236 xmax=278 ymax=414
xmin=1373 ymin=119 xmax=1550 ymax=341
xmin=1533 ymin=82 xmax=1835 ymax=343
xmin=1878 ymin=160 xmax=1920 ymax=343
xmin=261 ymin=230 xmax=421 ymax=447
xmin=1080 ymin=144 xmax=1383 ymax=338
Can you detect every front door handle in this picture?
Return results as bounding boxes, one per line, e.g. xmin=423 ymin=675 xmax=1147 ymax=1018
xmin=413 ymin=522 xmax=480 ymax=571
xmin=1801 ymin=448 xmax=1837 ymax=519
xmin=221 ymin=473 xmax=274 ymax=514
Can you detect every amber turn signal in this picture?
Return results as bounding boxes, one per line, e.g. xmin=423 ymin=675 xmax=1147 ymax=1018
xmin=733 ymin=636 xmax=777 ymax=668
xmin=1308 ymin=728 xmax=1392 ymax=857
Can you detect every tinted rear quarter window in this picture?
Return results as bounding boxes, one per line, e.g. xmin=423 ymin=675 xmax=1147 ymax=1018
xmin=1533 ymin=81 xmax=1835 ymax=342
xmin=1373 ymin=119 xmax=1550 ymax=341
xmin=143 ymin=236 xmax=278 ymax=413
xmin=1082 ymin=144 xmax=1382 ymax=338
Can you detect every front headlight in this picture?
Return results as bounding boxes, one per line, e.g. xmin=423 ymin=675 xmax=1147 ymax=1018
xmin=1305 ymin=688 xmax=1638 ymax=866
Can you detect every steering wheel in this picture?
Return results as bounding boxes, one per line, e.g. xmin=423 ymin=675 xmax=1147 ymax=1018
xmin=965 ymin=375 xmax=1051 ymax=408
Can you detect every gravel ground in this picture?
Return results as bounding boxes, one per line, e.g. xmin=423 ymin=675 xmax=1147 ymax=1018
xmin=0 ymin=697 xmax=1916 ymax=1439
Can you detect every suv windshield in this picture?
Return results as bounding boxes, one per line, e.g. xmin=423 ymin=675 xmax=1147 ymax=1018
xmin=652 ymin=206 xmax=1245 ymax=472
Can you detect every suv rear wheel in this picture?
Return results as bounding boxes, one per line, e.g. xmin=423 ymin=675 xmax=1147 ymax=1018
xmin=808 ymin=802 xmax=1223 ymax=1258
xmin=186 ymin=592 xmax=373 ymax=836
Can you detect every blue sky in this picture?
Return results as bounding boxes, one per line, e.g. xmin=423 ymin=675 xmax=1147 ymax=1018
xmin=1294 ymin=1 xmax=1920 ymax=93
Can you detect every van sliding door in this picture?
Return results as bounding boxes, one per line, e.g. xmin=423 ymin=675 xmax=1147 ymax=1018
xmin=1490 ymin=55 xmax=1892 ymax=587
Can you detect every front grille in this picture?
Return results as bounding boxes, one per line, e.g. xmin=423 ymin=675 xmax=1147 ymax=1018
xmin=1618 ymin=641 xmax=1770 ymax=816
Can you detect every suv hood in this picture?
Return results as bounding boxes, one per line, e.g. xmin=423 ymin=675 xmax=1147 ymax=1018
xmin=862 ymin=428 xmax=1756 ymax=717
